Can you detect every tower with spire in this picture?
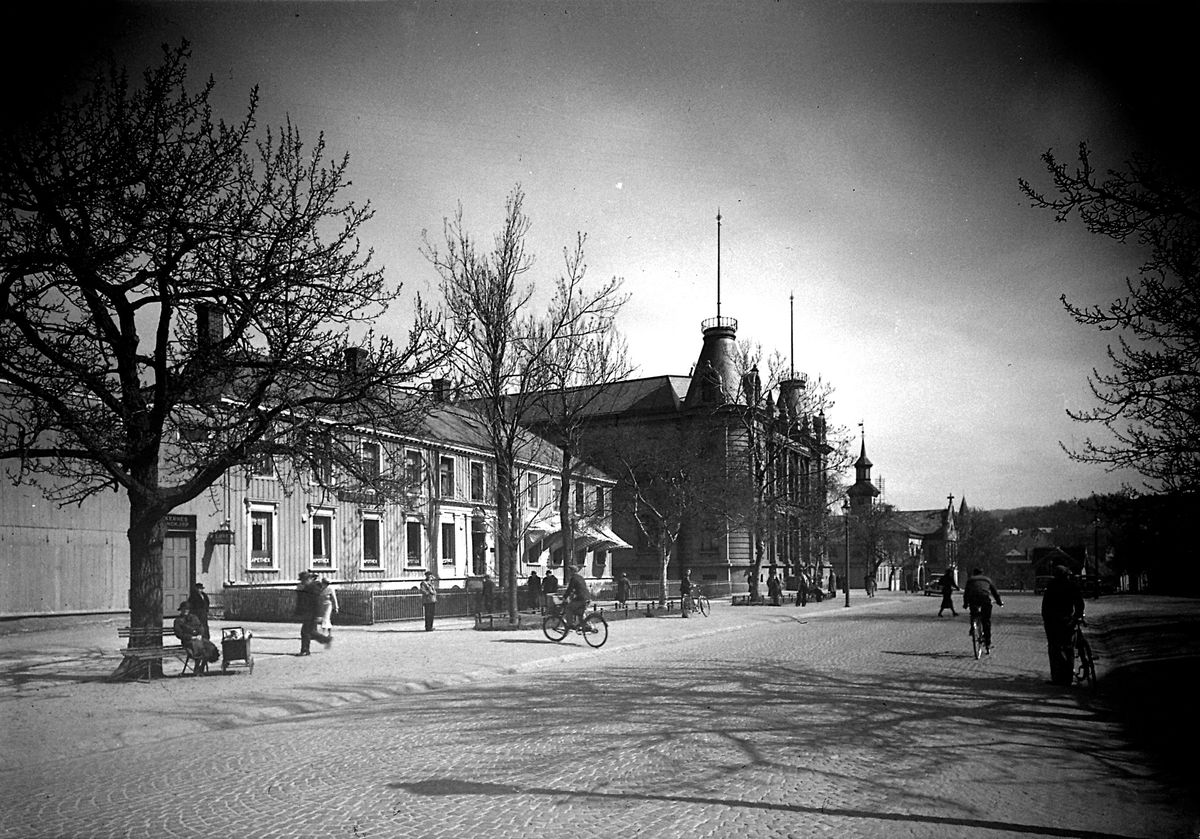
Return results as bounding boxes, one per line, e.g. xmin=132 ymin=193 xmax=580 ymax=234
xmin=847 ymin=425 xmax=881 ymax=515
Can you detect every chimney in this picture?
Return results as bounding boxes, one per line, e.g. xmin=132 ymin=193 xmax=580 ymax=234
xmin=431 ymin=377 xmax=450 ymax=402
xmin=196 ymin=302 xmax=224 ymax=349
xmin=344 ymin=347 xmax=370 ymax=378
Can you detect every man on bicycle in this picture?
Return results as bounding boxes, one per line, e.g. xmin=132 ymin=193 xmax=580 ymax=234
xmin=962 ymin=567 xmax=1003 ymax=649
xmin=1041 ymin=565 xmax=1085 ymax=685
xmin=563 ymin=564 xmax=592 ymax=630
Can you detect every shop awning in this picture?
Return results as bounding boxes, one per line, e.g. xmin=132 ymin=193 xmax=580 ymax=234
xmin=536 ymin=520 xmax=632 ymax=553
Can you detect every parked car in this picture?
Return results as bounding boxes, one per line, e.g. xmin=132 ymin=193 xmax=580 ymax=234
xmin=922 ymin=581 xmax=942 ymax=596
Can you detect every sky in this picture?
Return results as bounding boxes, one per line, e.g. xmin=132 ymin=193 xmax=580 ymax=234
xmin=10 ymin=1 xmax=1190 ymax=512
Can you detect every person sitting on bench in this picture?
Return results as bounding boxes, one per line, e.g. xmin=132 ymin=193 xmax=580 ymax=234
xmin=173 ymin=601 xmax=218 ymax=668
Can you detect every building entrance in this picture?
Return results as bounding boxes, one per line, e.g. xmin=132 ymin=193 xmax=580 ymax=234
xmin=162 ymin=532 xmax=194 ymax=616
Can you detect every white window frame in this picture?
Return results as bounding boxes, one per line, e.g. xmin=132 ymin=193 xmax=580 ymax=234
xmin=247 ymin=502 xmax=278 ymax=570
xmin=361 ymin=510 xmax=383 ymax=570
xmin=309 ymin=506 xmax=336 ymax=570
xmin=439 ymin=455 xmax=455 ymax=498
xmin=404 ymin=449 xmax=423 ymax=491
xmin=360 ymin=439 xmax=382 ymax=480
xmin=526 ymin=474 xmax=538 ymax=508
xmin=440 ymin=518 xmax=457 ymax=567
xmin=405 ymin=519 xmax=425 ymax=569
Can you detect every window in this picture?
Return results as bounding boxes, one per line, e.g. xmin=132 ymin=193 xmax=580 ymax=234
xmin=471 ymin=518 xmax=488 ymax=575
xmin=249 ymin=504 xmax=276 ymax=568
xmin=552 ymin=478 xmax=561 ymax=507
xmin=406 ymin=520 xmax=424 ymax=568
xmin=310 ymin=509 xmax=334 ymax=568
xmin=405 ymin=449 xmax=423 ymax=489
xmin=470 ymin=461 xmax=485 ymax=502
xmin=362 ymin=513 xmax=381 ymax=568
xmin=439 ymin=456 xmax=455 ymax=498
xmin=575 ymin=482 xmax=584 ymax=515
xmin=526 ymin=474 xmax=538 ymax=507
xmin=595 ymin=487 xmax=605 ymax=516
xmin=310 ymin=430 xmax=333 ymax=484
xmin=250 ymin=446 xmax=274 ymax=478
xmin=440 ymin=521 xmax=456 ymax=565
xmin=360 ymin=440 xmax=381 ymax=480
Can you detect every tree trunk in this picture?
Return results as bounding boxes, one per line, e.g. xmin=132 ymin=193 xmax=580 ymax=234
xmin=110 ymin=495 xmax=166 ymax=681
xmin=495 ymin=465 xmax=518 ymax=624
xmin=559 ymin=447 xmax=574 ymax=570
xmin=658 ymin=542 xmax=670 ymax=606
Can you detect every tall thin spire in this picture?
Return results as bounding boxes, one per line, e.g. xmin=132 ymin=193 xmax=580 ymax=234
xmin=789 ymin=292 xmax=795 ymax=378
xmin=716 ymin=210 xmax=722 ymax=319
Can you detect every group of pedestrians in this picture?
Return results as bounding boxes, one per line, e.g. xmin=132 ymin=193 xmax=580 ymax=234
xmin=526 ymin=569 xmax=560 ymax=612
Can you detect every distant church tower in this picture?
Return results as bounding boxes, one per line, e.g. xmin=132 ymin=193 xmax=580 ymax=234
xmin=847 ymin=427 xmax=881 ymax=515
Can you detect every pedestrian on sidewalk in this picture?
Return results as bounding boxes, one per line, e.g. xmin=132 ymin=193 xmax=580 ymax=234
xmin=541 ymin=570 xmax=558 ymax=608
xmin=616 ymin=572 xmax=631 ymax=606
xmin=864 ymin=572 xmax=877 ymax=597
xmin=936 ymin=568 xmax=959 ymax=617
xmin=294 ymin=571 xmax=323 ymax=656
xmin=527 ymin=570 xmax=542 ymax=613
xmin=187 ymin=582 xmax=211 ymax=639
xmin=1041 ymin=565 xmax=1085 ymax=685
xmin=481 ymin=573 xmax=496 ymax=613
xmin=420 ymin=571 xmax=438 ymax=631
xmin=745 ymin=568 xmax=760 ymax=603
xmin=767 ymin=570 xmax=782 ymax=606
xmin=795 ymin=569 xmax=808 ymax=607
xmin=317 ymin=578 xmax=338 ymax=644
xmin=680 ymin=568 xmax=693 ymax=617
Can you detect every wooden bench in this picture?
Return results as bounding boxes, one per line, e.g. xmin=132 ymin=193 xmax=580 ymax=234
xmin=116 ymin=626 xmax=199 ymax=681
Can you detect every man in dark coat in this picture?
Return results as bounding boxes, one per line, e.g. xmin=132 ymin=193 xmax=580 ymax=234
xmin=1041 ymin=565 xmax=1085 ymax=685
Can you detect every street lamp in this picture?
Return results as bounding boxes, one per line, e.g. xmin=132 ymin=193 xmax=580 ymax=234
xmin=842 ymin=500 xmax=850 ymax=608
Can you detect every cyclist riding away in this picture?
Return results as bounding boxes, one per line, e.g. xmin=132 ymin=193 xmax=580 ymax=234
xmin=563 ymin=564 xmax=591 ymax=630
xmin=962 ymin=567 xmax=1003 ymax=650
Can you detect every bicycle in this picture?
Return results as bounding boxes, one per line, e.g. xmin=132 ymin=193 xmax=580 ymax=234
xmin=542 ymin=596 xmax=608 ymax=648
xmin=1072 ymin=617 xmax=1097 ymax=688
xmin=683 ymin=589 xmax=710 ymax=617
xmin=968 ymin=611 xmax=987 ymax=659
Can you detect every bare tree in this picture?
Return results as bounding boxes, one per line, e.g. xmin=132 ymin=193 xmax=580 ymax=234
xmin=0 ymin=44 xmax=443 ymax=675
xmin=1019 ymin=142 xmax=1200 ymax=492
xmin=422 ymin=187 xmax=625 ymax=623
xmin=537 ymin=248 xmax=631 ymax=568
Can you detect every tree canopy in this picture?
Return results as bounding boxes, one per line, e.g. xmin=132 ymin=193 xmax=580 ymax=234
xmin=1020 ymin=143 xmax=1200 ymax=493
xmin=0 ymin=43 xmax=440 ymax=659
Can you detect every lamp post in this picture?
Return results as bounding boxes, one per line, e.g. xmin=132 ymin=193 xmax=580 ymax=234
xmin=842 ymin=500 xmax=851 ymax=608
xmin=1092 ymin=517 xmax=1102 ymax=599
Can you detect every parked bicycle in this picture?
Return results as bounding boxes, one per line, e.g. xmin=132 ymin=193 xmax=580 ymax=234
xmin=1072 ymin=617 xmax=1097 ymax=688
xmin=683 ymin=588 xmax=710 ymax=617
xmin=542 ymin=595 xmax=608 ymax=648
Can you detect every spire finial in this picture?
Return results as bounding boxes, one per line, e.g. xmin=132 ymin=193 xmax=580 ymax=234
xmin=716 ymin=210 xmax=722 ymax=319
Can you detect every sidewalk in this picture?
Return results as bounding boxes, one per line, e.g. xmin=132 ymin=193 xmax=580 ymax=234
xmin=1 ymin=591 xmax=874 ymax=769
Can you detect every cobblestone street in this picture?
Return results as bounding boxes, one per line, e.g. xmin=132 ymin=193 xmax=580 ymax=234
xmin=3 ymin=593 xmax=1198 ymax=838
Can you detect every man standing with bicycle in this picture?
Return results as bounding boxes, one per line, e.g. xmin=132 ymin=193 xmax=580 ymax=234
xmin=1041 ymin=565 xmax=1085 ymax=685
xmin=962 ymin=567 xmax=1003 ymax=650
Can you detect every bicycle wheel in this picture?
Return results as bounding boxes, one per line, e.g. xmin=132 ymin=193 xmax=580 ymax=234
xmin=697 ymin=596 xmax=710 ymax=617
xmin=1076 ymin=633 xmax=1097 ymax=688
xmin=582 ymin=613 xmax=608 ymax=648
xmin=542 ymin=614 xmax=568 ymax=642
xmin=970 ymin=618 xmax=982 ymax=659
